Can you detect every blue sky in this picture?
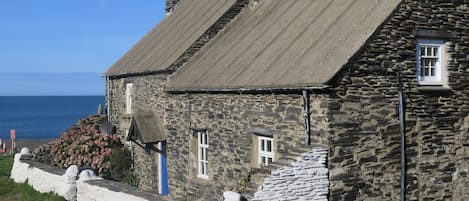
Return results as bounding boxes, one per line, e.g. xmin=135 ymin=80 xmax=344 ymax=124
xmin=0 ymin=1 xmax=165 ymax=95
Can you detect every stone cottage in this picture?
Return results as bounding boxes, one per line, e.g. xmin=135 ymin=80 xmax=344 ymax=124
xmin=104 ymin=0 xmax=469 ymax=200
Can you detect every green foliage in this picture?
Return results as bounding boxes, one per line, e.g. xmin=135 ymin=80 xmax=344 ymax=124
xmin=236 ymin=170 xmax=253 ymax=193
xmin=0 ymin=155 xmax=65 ymax=201
xmin=0 ymin=154 xmax=13 ymax=176
xmin=105 ymin=147 xmax=138 ymax=187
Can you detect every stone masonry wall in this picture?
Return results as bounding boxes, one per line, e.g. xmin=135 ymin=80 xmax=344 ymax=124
xmin=108 ymin=73 xmax=330 ymax=200
xmin=108 ymin=74 xmax=169 ymax=191
xmin=327 ymin=1 xmax=469 ymax=200
xmin=164 ymin=92 xmax=329 ymax=200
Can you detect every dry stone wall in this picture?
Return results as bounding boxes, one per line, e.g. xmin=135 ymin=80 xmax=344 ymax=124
xmin=252 ymin=148 xmax=329 ymax=201
xmin=327 ymin=1 xmax=469 ymax=200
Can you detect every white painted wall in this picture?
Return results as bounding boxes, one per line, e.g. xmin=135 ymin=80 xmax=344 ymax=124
xmin=77 ymin=181 xmax=150 ymax=201
xmin=10 ymin=154 xmax=67 ymax=197
xmin=10 ymin=153 xmax=155 ymax=201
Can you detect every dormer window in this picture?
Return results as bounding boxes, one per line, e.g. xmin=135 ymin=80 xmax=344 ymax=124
xmin=416 ymin=39 xmax=445 ymax=86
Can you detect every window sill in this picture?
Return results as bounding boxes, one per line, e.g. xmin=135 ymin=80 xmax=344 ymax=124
xmin=190 ymin=177 xmax=212 ymax=186
xmin=196 ymin=175 xmax=209 ymax=180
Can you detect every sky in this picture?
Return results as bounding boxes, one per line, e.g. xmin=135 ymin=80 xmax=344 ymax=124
xmin=0 ymin=1 xmax=165 ymax=95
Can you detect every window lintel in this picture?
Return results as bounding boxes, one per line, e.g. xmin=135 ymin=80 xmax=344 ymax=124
xmin=247 ymin=127 xmax=274 ymax=137
xmin=414 ymin=29 xmax=456 ymax=39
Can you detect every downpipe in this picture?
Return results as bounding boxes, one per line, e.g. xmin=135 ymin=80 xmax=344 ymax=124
xmin=303 ymin=90 xmax=311 ymax=145
xmin=397 ymin=72 xmax=406 ymax=201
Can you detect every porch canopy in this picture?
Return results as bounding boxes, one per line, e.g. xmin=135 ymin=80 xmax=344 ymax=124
xmin=127 ymin=111 xmax=167 ymax=144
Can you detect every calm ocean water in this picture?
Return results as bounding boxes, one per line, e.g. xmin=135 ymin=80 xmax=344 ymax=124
xmin=0 ymin=96 xmax=105 ymax=140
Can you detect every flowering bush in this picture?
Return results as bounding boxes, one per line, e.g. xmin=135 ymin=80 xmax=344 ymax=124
xmin=51 ymin=120 xmax=122 ymax=176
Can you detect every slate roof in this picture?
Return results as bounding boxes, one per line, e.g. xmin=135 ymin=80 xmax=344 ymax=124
xmin=166 ymin=0 xmax=402 ymax=91
xmin=105 ymin=0 xmax=238 ymax=76
xmin=127 ymin=111 xmax=166 ymax=144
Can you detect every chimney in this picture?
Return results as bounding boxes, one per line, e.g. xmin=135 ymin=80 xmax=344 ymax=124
xmin=166 ymin=0 xmax=181 ymax=15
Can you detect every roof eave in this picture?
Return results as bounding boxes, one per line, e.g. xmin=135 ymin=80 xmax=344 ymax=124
xmin=104 ymin=69 xmax=174 ymax=79
xmin=165 ymin=84 xmax=330 ymax=94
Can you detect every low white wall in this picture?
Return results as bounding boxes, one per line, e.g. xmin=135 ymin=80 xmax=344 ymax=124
xmin=10 ymin=154 xmax=67 ymax=197
xmin=11 ymin=153 xmax=162 ymax=201
xmin=77 ymin=181 xmax=149 ymax=201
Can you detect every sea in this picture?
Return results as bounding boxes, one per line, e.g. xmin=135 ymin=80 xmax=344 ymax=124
xmin=0 ymin=96 xmax=105 ymax=140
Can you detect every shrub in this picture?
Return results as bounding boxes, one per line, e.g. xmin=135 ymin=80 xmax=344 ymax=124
xmin=50 ymin=120 xmax=122 ymax=176
xmin=106 ymin=147 xmax=138 ymax=187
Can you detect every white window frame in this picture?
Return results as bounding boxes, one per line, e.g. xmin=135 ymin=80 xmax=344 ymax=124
xmin=197 ymin=131 xmax=209 ymax=179
xmin=125 ymin=83 xmax=133 ymax=114
xmin=258 ymin=136 xmax=274 ymax=167
xmin=416 ymin=39 xmax=445 ymax=85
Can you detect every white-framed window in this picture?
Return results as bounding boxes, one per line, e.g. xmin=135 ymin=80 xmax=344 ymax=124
xmin=416 ymin=39 xmax=445 ymax=85
xmin=197 ymin=131 xmax=209 ymax=179
xmin=258 ymin=136 xmax=274 ymax=167
xmin=125 ymin=83 xmax=133 ymax=114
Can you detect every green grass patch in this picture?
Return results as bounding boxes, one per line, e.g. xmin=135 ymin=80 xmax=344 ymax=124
xmin=0 ymin=154 xmax=65 ymax=201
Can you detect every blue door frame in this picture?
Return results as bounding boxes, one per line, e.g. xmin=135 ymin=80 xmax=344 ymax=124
xmin=160 ymin=141 xmax=169 ymax=195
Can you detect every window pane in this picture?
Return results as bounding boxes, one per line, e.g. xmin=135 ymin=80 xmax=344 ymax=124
xmin=262 ymin=157 xmax=266 ymax=164
xmin=199 ymin=133 xmax=203 ymax=144
xmin=203 ymin=133 xmax=207 ymax=145
xmin=261 ymin=140 xmax=265 ymax=151
xmin=433 ymin=47 xmax=438 ymax=57
xmin=424 ymin=68 xmax=429 ymax=76
xmin=267 ymin=140 xmax=272 ymax=152
xmin=430 ymin=68 xmax=435 ymax=76
xmin=420 ymin=47 xmax=425 ymax=56
xmin=205 ymin=163 xmax=208 ymax=175
xmin=268 ymin=157 xmax=273 ymax=164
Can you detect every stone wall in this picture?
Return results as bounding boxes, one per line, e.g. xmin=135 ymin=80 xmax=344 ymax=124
xmin=77 ymin=179 xmax=166 ymax=201
xmin=107 ymin=73 xmax=330 ymax=200
xmin=11 ymin=152 xmax=165 ymax=201
xmin=327 ymin=1 xmax=469 ymax=200
xmin=252 ymin=148 xmax=329 ymax=201
xmin=11 ymin=154 xmax=67 ymax=197
xmin=164 ymin=92 xmax=329 ymax=200
xmin=108 ymin=74 xmax=169 ymax=191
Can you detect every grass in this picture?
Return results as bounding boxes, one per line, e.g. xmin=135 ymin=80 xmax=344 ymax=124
xmin=0 ymin=154 xmax=65 ymax=201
